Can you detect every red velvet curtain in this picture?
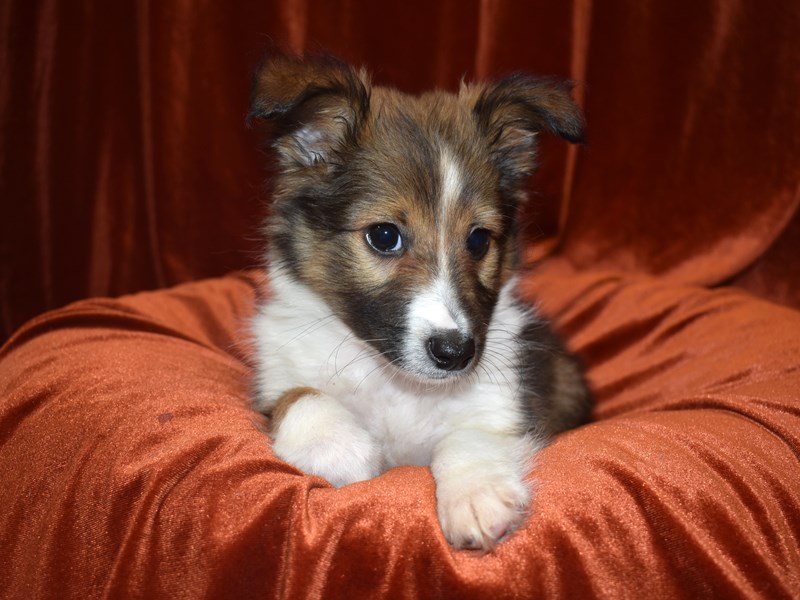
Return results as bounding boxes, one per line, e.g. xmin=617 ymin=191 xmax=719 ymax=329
xmin=2 ymin=0 xmax=799 ymax=341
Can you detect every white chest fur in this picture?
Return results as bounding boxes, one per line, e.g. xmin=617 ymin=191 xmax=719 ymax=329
xmin=252 ymin=269 xmax=533 ymax=468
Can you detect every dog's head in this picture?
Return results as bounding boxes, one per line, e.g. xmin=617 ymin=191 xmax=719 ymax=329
xmin=250 ymin=53 xmax=584 ymax=381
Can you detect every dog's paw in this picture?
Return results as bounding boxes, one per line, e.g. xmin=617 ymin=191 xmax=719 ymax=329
xmin=271 ymin=391 xmax=382 ymax=487
xmin=436 ymin=473 xmax=531 ymax=550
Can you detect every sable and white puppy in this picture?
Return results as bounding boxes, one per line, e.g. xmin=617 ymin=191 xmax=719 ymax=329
xmin=249 ymin=54 xmax=591 ymax=550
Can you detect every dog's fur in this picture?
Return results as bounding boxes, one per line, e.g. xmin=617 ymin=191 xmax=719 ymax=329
xmin=249 ymin=54 xmax=591 ymax=550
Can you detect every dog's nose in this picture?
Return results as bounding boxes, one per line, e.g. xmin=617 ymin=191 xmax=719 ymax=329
xmin=427 ymin=332 xmax=475 ymax=371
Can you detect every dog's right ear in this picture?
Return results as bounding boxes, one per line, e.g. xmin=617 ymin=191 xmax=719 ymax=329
xmin=248 ymin=53 xmax=371 ymax=169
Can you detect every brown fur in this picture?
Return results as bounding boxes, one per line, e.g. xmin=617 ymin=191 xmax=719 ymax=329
xmin=269 ymin=386 xmax=321 ymax=433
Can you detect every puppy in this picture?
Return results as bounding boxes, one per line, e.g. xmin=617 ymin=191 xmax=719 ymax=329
xmin=249 ymin=54 xmax=591 ymax=550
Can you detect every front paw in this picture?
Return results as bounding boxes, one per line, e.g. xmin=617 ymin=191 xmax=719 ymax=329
xmin=436 ymin=473 xmax=531 ymax=550
xmin=271 ymin=391 xmax=382 ymax=487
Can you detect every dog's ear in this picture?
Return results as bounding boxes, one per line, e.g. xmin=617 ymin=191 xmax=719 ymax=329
xmin=249 ymin=53 xmax=371 ymax=168
xmin=468 ymin=74 xmax=585 ymax=191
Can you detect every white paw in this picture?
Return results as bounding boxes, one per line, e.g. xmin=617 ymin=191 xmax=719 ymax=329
xmin=271 ymin=393 xmax=382 ymax=487
xmin=436 ymin=473 xmax=531 ymax=550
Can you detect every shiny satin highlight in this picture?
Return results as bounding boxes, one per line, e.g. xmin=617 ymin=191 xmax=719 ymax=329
xmin=1 ymin=268 xmax=799 ymax=598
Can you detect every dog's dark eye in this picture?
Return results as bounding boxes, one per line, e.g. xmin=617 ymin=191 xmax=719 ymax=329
xmin=466 ymin=228 xmax=491 ymax=260
xmin=366 ymin=223 xmax=403 ymax=254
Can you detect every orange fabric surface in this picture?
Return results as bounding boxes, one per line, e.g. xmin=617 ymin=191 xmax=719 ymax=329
xmin=2 ymin=267 xmax=799 ymax=599
xmin=2 ymin=2 xmax=799 ymax=597
xmin=2 ymin=1 xmax=800 ymax=341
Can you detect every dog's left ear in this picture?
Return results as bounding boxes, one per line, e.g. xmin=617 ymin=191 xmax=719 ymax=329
xmin=469 ymin=74 xmax=585 ymax=191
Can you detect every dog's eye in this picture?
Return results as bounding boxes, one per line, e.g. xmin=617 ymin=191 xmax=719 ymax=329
xmin=466 ymin=228 xmax=491 ymax=260
xmin=366 ymin=223 xmax=403 ymax=254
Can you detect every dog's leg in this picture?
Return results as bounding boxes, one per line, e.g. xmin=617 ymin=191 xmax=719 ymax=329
xmin=431 ymin=428 xmax=537 ymax=550
xmin=269 ymin=387 xmax=383 ymax=487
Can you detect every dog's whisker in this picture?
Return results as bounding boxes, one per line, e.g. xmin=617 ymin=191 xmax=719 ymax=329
xmin=480 ymin=354 xmax=516 ymax=391
xmin=329 ymin=332 xmax=355 ymax=373
xmin=274 ymin=315 xmax=338 ymax=352
xmin=336 ymin=350 xmax=385 ymax=378
xmin=330 ymin=339 xmax=391 ymax=379
xmin=481 ymin=349 xmax=518 ymax=375
xmin=353 ymin=356 xmax=402 ymax=394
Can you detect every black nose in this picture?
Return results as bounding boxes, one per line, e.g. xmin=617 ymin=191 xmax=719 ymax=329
xmin=427 ymin=332 xmax=475 ymax=371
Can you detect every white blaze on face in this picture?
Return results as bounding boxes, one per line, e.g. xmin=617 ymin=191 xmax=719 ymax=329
xmin=434 ymin=147 xmax=466 ymax=325
xmin=439 ymin=148 xmax=463 ymax=213
xmin=409 ymin=280 xmax=460 ymax=332
xmin=407 ymin=279 xmax=467 ymax=375
xmin=402 ymin=148 xmax=473 ymax=376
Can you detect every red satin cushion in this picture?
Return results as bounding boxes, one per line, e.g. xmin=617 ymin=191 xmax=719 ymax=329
xmin=1 ymin=266 xmax=798 ymax=598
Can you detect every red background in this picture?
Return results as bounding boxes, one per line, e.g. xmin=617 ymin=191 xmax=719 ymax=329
xmin=2 ymin=1 xmax=799 ymax=341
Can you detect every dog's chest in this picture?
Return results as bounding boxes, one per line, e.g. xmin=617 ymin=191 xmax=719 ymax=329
xmin=254 ymin=273 xmax=531 ymax=468
xmin=288 ymin=323 xmax=456 ymax=465
xmin=254 ymin=299 xmax=456 ymax=464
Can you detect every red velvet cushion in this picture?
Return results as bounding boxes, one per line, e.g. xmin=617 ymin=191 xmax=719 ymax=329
xmin=1 ymin=265 xmax=798 ymax=598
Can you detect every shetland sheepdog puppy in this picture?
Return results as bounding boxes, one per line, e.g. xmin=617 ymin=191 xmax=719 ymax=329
xmin=249 ymin=54 xmax=591 ymax=550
